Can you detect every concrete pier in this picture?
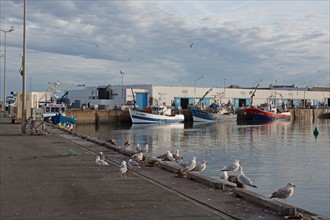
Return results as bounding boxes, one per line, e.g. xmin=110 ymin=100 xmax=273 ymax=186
xmin=1 ymin=114 xmax=327 ymax=220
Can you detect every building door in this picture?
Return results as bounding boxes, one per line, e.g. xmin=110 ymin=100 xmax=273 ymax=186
xmin=234 ymin=98 xmax=250 ymax=107
xmin=180 ymin=98 xmax=189 ymax=109
xmin=136 ymin=93 xmax=148 ymax=109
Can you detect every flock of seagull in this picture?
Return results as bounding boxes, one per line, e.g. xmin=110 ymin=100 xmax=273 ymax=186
xmin=94 ymin=142 xmax=296 ymax=204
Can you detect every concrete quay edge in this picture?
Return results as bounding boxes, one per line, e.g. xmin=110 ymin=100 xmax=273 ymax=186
xmin=56 ymin=125 xmax=329 ymax=220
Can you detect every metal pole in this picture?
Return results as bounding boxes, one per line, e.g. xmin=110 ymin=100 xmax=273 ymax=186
xmin=120 ymin=71 xmax=125 ymax=105
xmin=0 ymin=27 xmax=14 ymax=115
xmin=21 ymin=0 xmax=27 ymax=133
xmin=3 ymin=32 xmax=7 ymax=114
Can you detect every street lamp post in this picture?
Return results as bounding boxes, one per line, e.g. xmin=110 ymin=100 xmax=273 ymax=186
xmin=194 ymin=75 xmax=203 ymax=93
xmin=194 ymin=75 xmax=203 ymax=105
xmin=120 ymin=70 xmax=125 ymax=105
xmin=0 ymin=26 xmax=15 ymax=115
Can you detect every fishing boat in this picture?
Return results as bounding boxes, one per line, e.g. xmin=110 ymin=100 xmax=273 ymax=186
xmin=191 ymin=107 xmax=237 ymax=122
xmin=190 ymin=88 xmax=237 ymax=122
xmin=243 ymin=104 xmax=291 ymax=122
xmin=43 ymin=103 xmax=77 ymax=125
xmin=243 ymin=89 xmax=291 ymax=122
xmin=129 ymin=105 xmax=184 ymax=124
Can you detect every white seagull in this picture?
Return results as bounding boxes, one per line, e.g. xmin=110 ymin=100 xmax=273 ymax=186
xmin=220 ymin=167 xmax=228 ymax=181
xmin=141 ymin=144 xmax=149 ymax=154
xmin=193 ymin=160 xmax=207 ymax=173
xmin=95 ymin=155 xmax=109 ymax=167
xmin=119 ymin=161 xmax=128 ymax=177
xmin=98 ymin=151 xmax=105 ymax=160
xmin=131 ymin=152 xmax=143 ymax=162
xmin=166 ymin=150 xmax=175 ymax=162
xmin=173 ymin=149 xmax=183 ymax=161
xmin=237 ymin=166 xmax=257 ymax=188
xmin=128 ymin=159 xmax=141 ymax=168
xmin=270 ymin=183 xmax=295 ymax=203
xmin=135 ymin=143 xmax=141 ymax=152
xmin=181 ymin=156 xmax=197 ymax=174
xmin=221 ymin=159 xmax=240 ymax=173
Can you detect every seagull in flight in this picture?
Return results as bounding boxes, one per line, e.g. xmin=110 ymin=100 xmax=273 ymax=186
xmin=190 ymin=43 xmax=194 ymax=48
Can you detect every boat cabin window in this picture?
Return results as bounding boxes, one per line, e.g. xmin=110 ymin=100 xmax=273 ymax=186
xmin=61 ymin=107 xmax=65 ymax=113
xmin=52 ymin=107 xmax=60 ymax=113
xmin=46 ymin=107 xmax=51 ymax=112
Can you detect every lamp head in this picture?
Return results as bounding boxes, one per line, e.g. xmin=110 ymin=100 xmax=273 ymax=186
xmin=9 ymin=26 xmax=15 ymax=32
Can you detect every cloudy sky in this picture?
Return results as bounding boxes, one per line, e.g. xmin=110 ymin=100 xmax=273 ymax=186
xmin=0 ymin=0 xmax=329 ymax=97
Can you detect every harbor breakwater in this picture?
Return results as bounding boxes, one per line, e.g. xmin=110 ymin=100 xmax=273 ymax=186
xmin=67 ymin=108 xmax=330 ymax=124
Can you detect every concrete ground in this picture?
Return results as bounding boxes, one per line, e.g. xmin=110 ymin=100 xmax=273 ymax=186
xmin=0 ymin=113 xmax=299 ymax=220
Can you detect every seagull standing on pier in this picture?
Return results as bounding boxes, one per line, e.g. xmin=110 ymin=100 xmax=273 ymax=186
xmin=181 ymin=156 xmax=196 ymax=174
xmin=220 ymin=167 xmax=228 ymax=181
xmin=166 ymin=150 xmax=176 ymax=162
xmin=193 ymin=160 xmax=207 ymax=173
xmin=128 ymin=159 xmax=141 ymax=168
xmin=95 ymin=155 xmax=109 ymax=167
xmin=237 ymin=166 xmax=257 ymax=188
xmin=98 ymin=151 xmax=105 ymax=160
xmin=222 ymin=159 xmax=240 ymax=174
xmin=131 ymin=152 xmax=143 ymax=162
xmin=173 ymin=149 xmax=183 ymax=161
xmin=270 ymin=183 xmax=295 ymax=203
xmin=141 ymin=144 xmax=148 ymax=154
xmin=135 ymin=143 xmax=141 ymax=152
xmin=119 ymin=160 xmax=128 ymax=177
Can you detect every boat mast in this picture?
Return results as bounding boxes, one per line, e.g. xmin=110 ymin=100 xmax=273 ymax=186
xmin=195 ymin=88 xmax=212 ymax=107
xmin=250 ymin=84 xmax=260 ymax=107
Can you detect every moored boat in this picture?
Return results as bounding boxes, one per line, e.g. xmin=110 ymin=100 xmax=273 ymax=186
xmin=190 ymin=88 xmax=237 ymax=122
xmin=244 ymin=104 xmax=291 ymax=122
xmin=129 ymin=106 xmax=184 ymax=124
xmin=43 ymin=103 xmax=77 ymax=125
xmin=190 ymin=107 xmax=237 ymax=122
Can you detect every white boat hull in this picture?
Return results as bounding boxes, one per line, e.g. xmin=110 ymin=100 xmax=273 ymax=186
xmin=129 ymin=109 xmax=184 ymax=124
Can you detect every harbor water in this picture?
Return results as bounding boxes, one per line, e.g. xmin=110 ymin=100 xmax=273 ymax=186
xmin=75 ymin=119 xmax=330 ymax=217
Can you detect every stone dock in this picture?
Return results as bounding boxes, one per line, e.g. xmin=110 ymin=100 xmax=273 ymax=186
xmin=1 ymin=114 xmax=328 ymax=220
xmin=65 ymin=108 xmax=330 ymax=124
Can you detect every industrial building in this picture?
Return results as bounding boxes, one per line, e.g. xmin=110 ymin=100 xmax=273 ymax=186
xmin=65 ymin=84 xmax=330 ymax=111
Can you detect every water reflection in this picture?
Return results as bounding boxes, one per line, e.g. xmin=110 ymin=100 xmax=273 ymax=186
xmin=75 ymin=120 xmax=330 ymax=217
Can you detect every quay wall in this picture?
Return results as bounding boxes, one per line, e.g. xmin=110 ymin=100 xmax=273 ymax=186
xmin=66 ymin=109 xmax=131 ymax=124
xmin=292 ymin=109 xmax=330 ymax=122
xmin=67 ymin=109 xmax=329 ymax=124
